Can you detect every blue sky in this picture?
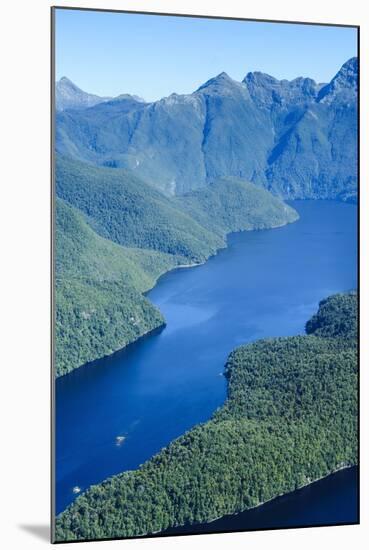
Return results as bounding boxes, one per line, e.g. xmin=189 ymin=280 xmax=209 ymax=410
xmin=55 ymin=8 xmax=357 ymax=102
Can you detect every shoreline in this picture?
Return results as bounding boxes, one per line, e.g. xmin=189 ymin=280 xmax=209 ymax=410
xmin=60 ymin=464 xmax=356 ymax=540
xmin=185 ymin=463 xmax=356 ymax=530
xmin=55 ymin=322 xmax=167 ymax=380
xmin=59 ymin=212 xmax=299 ymax=379
xmin=144 ymin=464 xmax=357 ymax=538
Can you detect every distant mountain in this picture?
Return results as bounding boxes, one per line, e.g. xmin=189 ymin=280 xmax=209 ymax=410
xmin=55 ymin=156 xmax=222 ymax=262
xmin=56 ymin=77 xmax=145 ymax=112
xmin=55 ymin=58 xmax=357 ymax=201
xmin=56 ymin=76 xmax=112 ymax=111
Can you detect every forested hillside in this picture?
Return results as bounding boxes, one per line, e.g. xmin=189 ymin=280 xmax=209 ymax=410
xmin=55 ymin=293 xmax=358 ymax=540
xmin=56 ymin=156 xmax=222 ymax=262
xmin=55 ymin=158 xmax=297 ymax=376
xmin=55 ymin=198 xmax=183 ymax=376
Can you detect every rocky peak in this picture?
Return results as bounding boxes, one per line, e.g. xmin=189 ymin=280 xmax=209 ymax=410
xmin=196 ymin=72 xmax=245 ymax=96
xmin=318 ymin=57 xmax=358 ymax=104
xmin=243 ymin=71 xmax=319 ymax=108
xmin=56 ymin=77 xmax=112 ymax=111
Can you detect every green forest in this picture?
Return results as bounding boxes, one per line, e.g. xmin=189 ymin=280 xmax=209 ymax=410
xmin=55 ymin=198 xmax=183 ymax=376
xmin=55 ymin=292 xmax=358 ymax=541
xmin=55 ymin=156 xmax=297 ymax=376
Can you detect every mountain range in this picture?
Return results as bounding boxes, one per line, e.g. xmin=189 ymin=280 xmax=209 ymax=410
xmin=54 ymin=57 xmax=357 ymax=376
xmin=55 ymin=57 xmax=358 ymax=201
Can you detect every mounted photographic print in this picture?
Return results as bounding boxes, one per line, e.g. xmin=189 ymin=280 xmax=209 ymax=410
xmin=51 ymin=6 xmax=359 ymax=543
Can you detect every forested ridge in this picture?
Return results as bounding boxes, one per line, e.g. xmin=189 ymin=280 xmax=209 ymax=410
xmin=55 ymin=157 xmax=297 ymax=376
xmin=55 ymin=198 xmax=184 ymax=376
xmin=55 ymin=293 xmax=358 ymax=540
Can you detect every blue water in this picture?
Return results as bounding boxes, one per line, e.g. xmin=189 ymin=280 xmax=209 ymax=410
xmin=55 ymin=200 xmax=358 ymax=525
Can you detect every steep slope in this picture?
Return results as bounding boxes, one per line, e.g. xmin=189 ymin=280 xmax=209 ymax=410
xmin=263 ymin=58 xmax=358 ymax=200
xmin=56 ymin=157 xmax=297 ymax=260
xmin=55 ymin=293 xmax=358 ymax=540
xmin=193 ymin=73 xmax=273 ymax=188
xmin=55 ymin=58 xmax=357 ymax=200
xmin=318 ymin=57 xmax=358 ymax=104
xmin=56 ymin=197 xmax=182 ymax=289
xmin=55 ymin=156 xmax=222 ymax=261
xmin=55 ymin=198 xmax=183 ymax=377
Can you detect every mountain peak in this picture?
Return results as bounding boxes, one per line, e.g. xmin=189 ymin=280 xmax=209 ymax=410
xmin=243 ymin=71 xmax=278 ymax=86
xmin=318 ymin=57 xmax=358 ymax=103
xmin=196 ymin=71 xmax=240 ymax=94
xmin=243 ymin=71 xmax=318 ymax=108
xmin=216 ymin=71 xmax=232 ymax=80
xmin=342 ymin=56 xmax=358 ymax=72
xmin=334 ymin=57 xmax=358 ymax=88
xmin=56 ymin=77 xmax=112 ymax=111
xmin=59 ymin=76 xmax=74 ymax=84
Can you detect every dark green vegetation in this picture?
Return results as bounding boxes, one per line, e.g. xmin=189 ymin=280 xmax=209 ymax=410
xmin=56 ymin=58 xmax=357 ymax=201
xmin=55 ymin=198 xmax=181 ymax=377
xmin=55 ymin=157 xmax=297 ymax=376
xmin=56 ymin=156 xmax=221 ymax=262
xmin=306 ymin=291 xmax=358 ymax=339
xmin=55 ymin=293 xmax=358 ymax=540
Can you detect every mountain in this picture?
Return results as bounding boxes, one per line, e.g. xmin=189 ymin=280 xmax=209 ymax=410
xmin=263 ymin=58 xmax=358 ymax=201
xmin=55 ymin=156 xmax=297 ymax=376
xmin=318 ymin=57 xmax=358 ymax=104
xmin=55 ymin=58 xmax=357 ymax=201
xmin=55 ymin=293 xmax=358 ymax=540
xmin=55 ymin=76 xmax=113 ymax=111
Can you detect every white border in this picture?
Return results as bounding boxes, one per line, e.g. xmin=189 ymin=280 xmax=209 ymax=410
xmin=0 ymin=1 xmax=367 ymax=548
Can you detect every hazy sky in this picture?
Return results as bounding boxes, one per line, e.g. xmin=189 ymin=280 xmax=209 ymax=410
xmin=55 ymin=8 xmax=358 ymax=102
